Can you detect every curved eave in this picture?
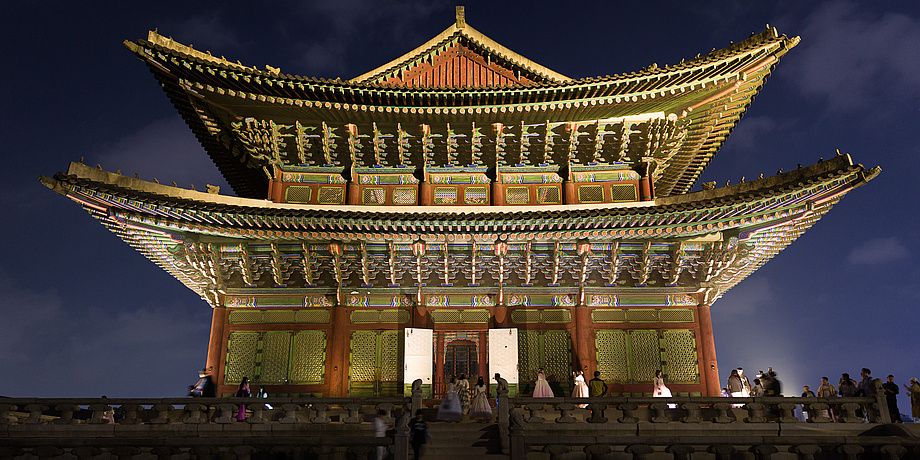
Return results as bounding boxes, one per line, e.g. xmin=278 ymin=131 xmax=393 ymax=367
xmin=44 ymin=155 xmax=874 ymax=234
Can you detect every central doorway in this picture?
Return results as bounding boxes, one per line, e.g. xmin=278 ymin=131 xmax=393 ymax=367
xmin=445 ymin=338 xmax=478 ymax=382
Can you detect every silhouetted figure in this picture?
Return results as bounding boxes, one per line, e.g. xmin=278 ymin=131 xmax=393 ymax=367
xmin=189 ymin=368 xmax=215 ymax=397
xmin=408 ymin=410 xmax=430 ymax=459
xmin=883 ymin=375 xmax=902 ymax=422
xmin=235 ymin=377 xmax=250 ymax=421
xmin=588 ymin=371 xmax=607 ymax=397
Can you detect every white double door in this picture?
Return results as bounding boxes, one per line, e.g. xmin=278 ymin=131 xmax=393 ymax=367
xmin=403 ymin=328 xmax=518 ymax=394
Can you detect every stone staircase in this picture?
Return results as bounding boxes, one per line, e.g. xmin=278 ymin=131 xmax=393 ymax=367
xmin=420 ymin=420 xmax=506 ymax=459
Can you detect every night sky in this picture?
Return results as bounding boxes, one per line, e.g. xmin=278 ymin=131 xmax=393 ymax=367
xmin=3 ymin=1 xmax=918 ymax=411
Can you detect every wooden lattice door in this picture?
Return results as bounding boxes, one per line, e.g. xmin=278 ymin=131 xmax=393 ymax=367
xmin=349 ymin=330 xmax=403 ymax=396
xmin=518 ymin=329 xmax=571 ymax=396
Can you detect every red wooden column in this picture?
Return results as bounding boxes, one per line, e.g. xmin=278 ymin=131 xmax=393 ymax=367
xmin=697 ymin=302 xmax=720 ymax=396
xmin=328 ymin=303 xmax=350 ymax=397
xmin=572 ymin=304 xmax=594 ymax=374
xmin=435 ymin=332 xmax=445 ymax=396
xmin=205 ymin=305 xmax=229 ymax=385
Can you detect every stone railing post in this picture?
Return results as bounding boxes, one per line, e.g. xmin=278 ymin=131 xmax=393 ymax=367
xmin=838 ymin=402 xmax=862 ymax=423
xmin=666 ymin=445 xmax=695 ymax=460
xmin=708 ymin=445 xmax=735 ymax=460
xmin=53 ymin=404 xmax=79 ymax=425
xmin=878 ymin=445 xmax=907 ymax=460
xmin=586 ymin=402 xmax=608 ymax=423
xmin=281 ymin=403 xmax=302 ymax=424
xmin=776 ymin=402 xmax=798 ymax=423
xmin=711 ymin=402 xmax=733 ymax=423
xmin=750 ymin=445 xmax=778 ymax=460
xmin=410 ymin=379 xmax=423 ymax=415
xmin=495 ymin=374 xmax=510 ymax=454
xmin=344 ymin=403 xmax=363 ymax=423
xmin=836 ymin=444 xmax=864 ymax=460
xmin=0 ymin=404 xmax=18 ymax=424
xmin=215 ymin=403 xmax=237 ymax=424
xmin=649 ymin=402 xmax=670 ymax=423
xmin=248 ymin=403 xmax=267 ymax=424
xmin=87 ymin=403 xmax=112 ymax=424
xmin=118 ymin=404 xmax=142 ymax=425
xmin=626 ymin=444 xmax=654 ymax=460
xmin=680 ymin=403 xmax=702 ymax=423
xmin=308 ymin=403 xmax=329 ymax=424
xmin=743 ymin=402 xmax=767 ymax=423
xmin=394 ymin=411 xmax=410 ymax=460
xmin=184 ymin=402 xmax=208 ymax=424
xmin=150 ymin=403 xmax=173 ymax=424
xmin=793 ymin=445 xmax=821 ymax=460
xmin=24 ymin=404 xmax=46 ymax=424
xmin=618 ymin=402 xmax=638 ymax=423
xmin=524 ymin=404 xmax=545 ymax=423
xmin=805 ymin=403 xmax=830 ymax=423
xmin=376 ymin=402 xmax=395 ymax=425
xmin=509 ymin=409 xmax=526 ymax=460
xmin=554 ymin=403 xmax=576 ymax=423
xmin=870 ymin=379 xmax=892 ymax=423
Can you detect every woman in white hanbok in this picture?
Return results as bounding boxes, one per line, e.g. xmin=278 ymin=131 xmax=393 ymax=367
xmin=469 ymin=377 xmax=493 ymax=421
xmin=653 ymin=370 xmax=675 ymax=408
xmin=437 ymin=377 xmax=462 ymax=422
xmin=571 ymin=370 xmax=589 ymax=408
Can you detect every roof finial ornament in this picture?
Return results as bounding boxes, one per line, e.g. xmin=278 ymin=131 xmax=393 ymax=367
xmin=456 ymin=6 xmax=466 ymax=28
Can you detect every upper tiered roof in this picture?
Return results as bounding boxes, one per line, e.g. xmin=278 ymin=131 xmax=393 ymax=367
xmin=125 ymin=14 xmax=799 ymax=200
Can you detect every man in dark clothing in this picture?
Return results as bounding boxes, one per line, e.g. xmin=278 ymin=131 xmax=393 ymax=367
xmin=190 ymin=369 xmax=215 ymax=397
xmin=588 ymin=371 xmax=608 ymax=397
xmin=883 ymin=375 xmax=903 ymax=422
xmin=408 ymin=410 xmax=429 ymax=459
xmin=856 ymin=368 xmax=872 ymax=397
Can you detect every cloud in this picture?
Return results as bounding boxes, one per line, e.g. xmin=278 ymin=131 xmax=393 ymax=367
xmin=0 ymin=273 xmax=66 ymax=362
xmin=163 ymin=11 xmax=243 ymax=56
xmin=715 ymin=275 xmax=776 ymax=316
xmin=847 ymin=237 xmax=909 ymax=265
xmin=92 ymin=116 xmax=230 ymax=193
xmin=722 ymin=116 xmax=778 ymax=153
xmin=284 ymin=0 xmax=451 ymax=76
xmin=786 ymin=1 xmax=920 ymax=111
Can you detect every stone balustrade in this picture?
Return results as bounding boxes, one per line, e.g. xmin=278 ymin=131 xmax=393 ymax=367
xmin=2 ymin=392 xmax=919 ymax=459
xmin=0 ymin=396 xmax=415 ymax=460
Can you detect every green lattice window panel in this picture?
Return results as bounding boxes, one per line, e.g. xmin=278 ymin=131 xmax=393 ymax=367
xmin=595 ymin=329 xmax=698 ymax=384
xmin=228 ymin=310 xmax=262 ymax=324
xmin=517 ymin=330 xmax=571 ymax=394
xmin=430 ymin=309 xmax=489 ymax=323
xmin=592 ymin=309 xmax=627 ymax=323
xmin=511 ymin=309 xmax=541 ymax=323
xmin=225 ymin=332 xmax=259 ymax=385
xmin=505 ymin=186 xmax=530 ymax=205
xmin=610 ymin=183 xmax=638 ymax=202
xmin=625 ymin=309 xmax=658 ymax=323
xmin=393 ymin=187 xmax=416 ymax=205
xmin=362 ymin=187 xmax=386 ymax=205
xmin=434 ymin=187 xmax=457 ymax=205
xmin=351 ymin=309 xmax=410 ymax=324
xmin=285 ymin=186 xmax=311 ymax=204
xmin=290 ymin=331 xmax=326 ymax=384
xmin=659 ymin=309 xmax=694 ymax=322
xmin=318 ymin=186 xmax=344 ymax=204
xmin=662 ymin=329 xmax=699 ymax=384
xmin=537 ymin=185 xmax=561 ymax=204
xmin=295 ymin=309 xmax=330 ymax=323
xmin=260 ymin=332 xmax=291 ymax=384
xmin=464 ymin=186 xmax=488 ymax=204
xmin=511 ymin=309 xmax=570 ymax=323
xmin=595 ymin=330 xmax=629 ymax=383
xmin=578 ymin=185 xmax=604 ymax=203
xmin=630 ymin=330 xmax=661 ymax=382
xmin=349 ymin=330 xmax=403 ymax=396
xmin=264 ymin=310 xmax=296 ymax=323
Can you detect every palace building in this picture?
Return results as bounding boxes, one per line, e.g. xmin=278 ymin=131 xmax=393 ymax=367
xmin=43 ymin=9 xmax=877 ymax=398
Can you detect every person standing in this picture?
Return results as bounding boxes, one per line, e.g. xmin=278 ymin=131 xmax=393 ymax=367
xmin=469 ymin=376 xmax=493 ymax=421
xmin=374 ymin=409 xmax=392 ymax=460
xmin=752 ymin=378 xmax=764 ymax=397
xmin=817 ymin=376 xmax=837 ymax=421
xmin=653 ymin=370 xmax=675 ymax=409
xmin=235 ymin=377 xmax=251 ymax=421
xmin=408 ymin=410 xmax=430 ymax=460
xmin=883 ymin=375 xmax=902 ymax=422
xmin=533 ymin=368 xmax=554 ymax=397
xmin=588 ymin=371 xmax=607 ymax=397
xmin=839 ymin=373 xmax=857 ymax=397
xmin=572 ymin=370 xmax=589 ymax=408
xmin=437 ymin=377 xmax=462 ymax=422
xmin=456 ymin=374 xmax=470 ymax=415
xmin=801 ymin=385 xmax=816 ymax=421
xmin=737 ymin=368 xmax=752 ymax=397
xmin=903 ymin=378 xmax=920 ymax=422
xmin=856 ymin=368 xmax=872 ymax=396
xmin=727 ymin=369 xmax=743 ymax=397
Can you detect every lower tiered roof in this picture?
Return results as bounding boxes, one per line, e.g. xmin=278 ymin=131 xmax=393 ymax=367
xmin=42 ymin=154 xmax=877 ymax=307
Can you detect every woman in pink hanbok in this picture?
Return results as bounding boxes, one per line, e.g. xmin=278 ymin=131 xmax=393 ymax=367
xmin=533 ymin=368 xmax=555 ymax=397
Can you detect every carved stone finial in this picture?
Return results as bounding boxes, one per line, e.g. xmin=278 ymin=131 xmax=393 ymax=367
xmin=455 ymin=6 xmax=466 ymax=28
xmin=701 ymin=181 xmax=716 ymax=190
xmin=206 ymin=184 xmax=220 ymax=194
